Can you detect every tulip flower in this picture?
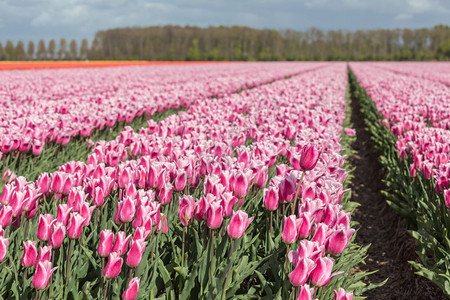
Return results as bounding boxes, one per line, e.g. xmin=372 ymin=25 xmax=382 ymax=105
xmin=122 ymin=277 xmax=140 ymax=300
xmin=327 ymin=227 xmax=355 ymax=255
xmin=36 ymin=246 xmax=52 ymax=266
xmin=297 ymin=284 xmax=315 ymax=300
xmin=278 ymin=175 xmax=297 ymax=203
xmin=0 ymin=236 xmax=9 ymax=262
xmin=233 ymin=171 xmax=251 ymax=199
xmin=112 ymin=231 xmax=131 ymax=256
xmin=49 ymin=222 xmax=66 ymax=249
xmin=21 ymin=240 xmax=37 ymax=267
xmin=174 ymin=170 xmax=187 ymax=192
xmin=289 ymin=257 xmax=315 ymax=286
xmin=57 ymin=204 xmax=73 ymax=226
xmin=103 ymin=252 xmax=123 ymax=279
xmin=32 ymin=261 xmax=57 ymax=290
xmin=227 ymin=210 xmax=254 ymax=239
xmin=334 ymin=288 xmax=353 ymax=300
xmin=207 ymin=201 xmax=223 ymax=229
xmin=309 ymin=257 xmax=343 ymax=287
xmin=36 ymin=214 xmax=54 ymax=242
xmin=158 ymin=183 xmax=174 ymax=206
xmin=282 ymin=215 xmax=298 ymax=244
xmin=263 ymin=187 xmax=279 ymax=211
xmin=178 ymin=195 xmax=195 ymax=226
xmin=120 ymin=197 xmax=136 ymax=223
xmin=50 ymin=173 xmax=64 ymax=194
xmin=0 ymin=205 xmax=13 ymax=228
xmin=126 ymin=239 xmax=147 ymax=268
xmin=98 ymin=229 xmax=115 ymax=258
xmin=299 ymin=144 xmax=320 ymax=171
xmin=67 ymin=213 xmax=85 ymax=239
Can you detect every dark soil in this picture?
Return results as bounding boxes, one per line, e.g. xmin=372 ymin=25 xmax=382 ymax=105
xmin=348 ymin=83 xmax=447 ymax=300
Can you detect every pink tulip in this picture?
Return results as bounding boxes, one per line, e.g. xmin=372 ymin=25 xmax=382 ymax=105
xmin=300 ymin=144 xmax=320 ymax=171
xmin=206 ymin=201 xmax=223 ymax=229
xmin=98 ymin=229 xmax=115 ymax=258
xmin=32 ymin=261 xmax=57 ymax=290
xmin=327 ymin=227 xmax=355 ymax=255
xmin=36 ymin=214 xmax=54 ymax=242
xmin=289 ymin=257 xmax=315 ymax=286
xmin=122 ymin=277 xmax=140 ymax=300
xmin=57 ymin=204 xmax=73 ymax=226
xmin=233 ymin=171 xmax=251 ymax=199
xmin=36 ymin=173 xmax=50 ymax=194
xmin=344 ymin=128 xmax=356 ymax=136
xmin=178 ymin=195 xmax=195 ymax=226
xmin=444 ymin=189 xmax=450 ymax=208
xmin=67 ymin=213 xmax=85 ymax=239
xmin=126 ymin=239 xmax=147 ymax=268
xmin=93 ymin=187 xmax=105 ymax=207
xmin=227 ymin=210 xmax=254 ymax=239
xmin=120 ymin=197 xmax=136 ymax=223
xmin=158 ymin=183 xmax=174 ymax=205
xmin=112 ymin=231 xmax=131 ymax=256
xmin=263 ymin=187 xmax=279 ymax=211
xmin=334 ymin=288 xmax=353 ymax=300
xmin=282 ymin=215 xmax=298 ymax=244
xmin=297 ymin=212 xmax=313 ymax=238
xmin=36 ymin=246 xmax=52 ymax=266
xmin=50 ymin=173 xmax=64 ymax=194
xmin=21 ymin=240 xmax=37 ymax=267
xmin=278 ymin=175 xmax=297 ymax=203
xmin=49 ymin=222 xmax=66 ymax=249
xmin=297 ymin=284 xmax=314 ymax=300
xmin=174 ymin=171 xmax=187 ymax=192
xmin=0 ymin=236 xmax=9 ymax=262
xmin=0 ymin=205 xmax=13 ymax=228
xmin=0 ymin=184 xmax=12 ymax=205
xmin=103 ymin=252 xmax=123 ymax=279
xmin=309 ymin=257 xmax=342 ymax=287
xmin=220 ymin=192 xmax=237 ymax=218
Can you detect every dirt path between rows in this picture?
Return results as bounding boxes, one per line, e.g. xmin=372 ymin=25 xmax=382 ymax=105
xmin=348 ymin=81 xmax=447 ymax=300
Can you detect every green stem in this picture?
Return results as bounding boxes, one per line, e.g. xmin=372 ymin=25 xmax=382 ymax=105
xmin=210 ymin=229 xmax=215 ymax=283
xmin=181 ymin=226 xmax=185 ymax=267
xmin=103 ymin=279 xmax=109 ymax=300
xmin=65 ymin=239 xmax=74 ymax=286
xmin=291 ymin=171 xmax=305 ymax=215
xmin=221 ymin=239 xmax=235 ymax=300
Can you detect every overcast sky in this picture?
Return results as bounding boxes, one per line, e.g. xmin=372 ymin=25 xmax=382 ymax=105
xmin=0 ymin=0 xmax=449 ymax=42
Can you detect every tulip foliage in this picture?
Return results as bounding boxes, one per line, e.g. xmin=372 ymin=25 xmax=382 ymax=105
xmin=350 ymin=63 xmax=450 ymax=295
xmin=0 ymin=63 xmax=380 ymax=299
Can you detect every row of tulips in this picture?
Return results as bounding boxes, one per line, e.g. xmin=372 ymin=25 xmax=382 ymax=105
xmin=368 ymin=61 xmax=450 ymax=86
xmin=0 ymin=62 xmax=324 ymax=158
xmin=0 ymin=62 xmax=377 ymax=299
xmin=349 ymin=64 xmax=450 ymax=295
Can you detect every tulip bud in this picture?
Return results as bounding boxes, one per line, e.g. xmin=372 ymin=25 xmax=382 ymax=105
xmin=300 ymin=144 xmax=320 ymax=171
xmin=32 ymin=261 xmax=57 ymax=290
xmin=112 ymin=231 xmax=131 ymax=256
xmin=67 ymin=213 xmax=85 ymax=239
xmin=158 ymin=183 xmax=173 ymax=206
xmin=282 ymin=215 xmax=298 ymax=244
xmin=98 ymin=229 xmax=115 ymax=258
xmin=309 ymin=257 xmax=342 ymax=287
xmin=227 ymin=210 xmax=254 ymax=239
xmin=327 ymin=228 xmax=355 ymax=256
xmin=334 ymin=288 xmax=353 ymax=300
xmin=103 ymin=252 xmax=123 ymax=279
xmin=289 ymin=257 xmax=315 ymax=286
xmin=21 ymin=240 xmax=37 ymax=267
xmin=178 ymin=195 xmax=195 ymax=226
xmin=0 ymin=236 xmax=9 ymax=262
xmin=36 ymin=214 xmax=54 ymax=242
xmin=122 ymin=277 xmax=140 ymax=300
xmin=49 ymin=222 xmax=66 ymax=249
xmin=174 ymin=171 xmax=187 ymax=192
xmin=36 ymin=246 xmax=52 ymax=266
xmin=126 ymin=239 xmax=147 ymax=268
xmin=278 ymin=175 xmax=297 ymax=203
xmin=206 ymin=201 xmax=223 ymax=229
xmin=233 ymin=172 xmax=251 ymax=199
xmin=0 ymin=205 xmax=13 ymax=228
xmin=263 ymin=187 xmax=279 ymax=211
xmin=297 ymin=284 xmax=314 ymax=300
xmin=120 ymin=197 xmax=136 ymax=223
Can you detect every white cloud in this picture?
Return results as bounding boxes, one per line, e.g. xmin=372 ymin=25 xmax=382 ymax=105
xmin=395 ymin=13 xmax=414 ymax=20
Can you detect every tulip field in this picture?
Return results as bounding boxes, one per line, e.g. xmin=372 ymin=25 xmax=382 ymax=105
xmin=0 ymin=61 xmax=449 ymax=299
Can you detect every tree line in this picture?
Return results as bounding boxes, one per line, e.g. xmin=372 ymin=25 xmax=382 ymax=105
xmin=2 ymin=25 xmax=450 ymax=61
